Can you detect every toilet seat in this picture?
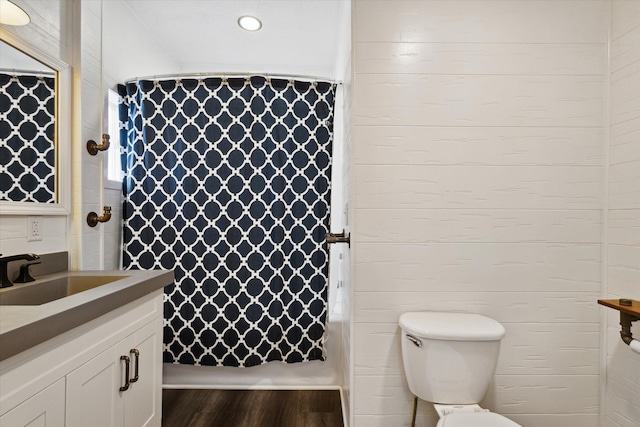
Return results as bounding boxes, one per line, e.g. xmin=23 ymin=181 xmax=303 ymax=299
xmin=436 ymin=412 xmax=522 ymax=427
xmin=433 ymin=403 xmax=488 ymax=417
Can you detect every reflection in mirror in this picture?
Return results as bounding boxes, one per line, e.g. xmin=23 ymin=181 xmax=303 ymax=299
xmin=0 ymin=39 xmax=57 ymax=203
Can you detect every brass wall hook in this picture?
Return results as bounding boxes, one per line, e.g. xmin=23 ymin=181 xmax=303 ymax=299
xmin=87 ymin=134 xmax=110 ymax=156
xmin=87 ymin=206 xmax=112 ymax=227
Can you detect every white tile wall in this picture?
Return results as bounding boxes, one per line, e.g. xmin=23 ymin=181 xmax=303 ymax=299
xmin=356 ymin=210 xmax=602 ymax=243
xmin=354 ymin=1 xmax=608 ymax=44
xmin=355 ymin=74 xmax=604 ymax=128
xmin=352 ymin=1 xmax=607 ymax=426
xmin=604 ymin=1 xmax=640 ymax=425
xmin=609 ymin=118 xmax=640 ymax=165
xmin=338 ymin=2 xmax=353 ymax=424
xmin=0 ymin=216 xmax=68 ymax=255
xmin=356 ymin=43 xmax=606 ymax=76
xmin=354 ymin=127 xmax=604 ymax=167
xmin=355 ymin=243 xmax=601 ymax=293
xmin=77 ymin=0 xmax=104 ymax=271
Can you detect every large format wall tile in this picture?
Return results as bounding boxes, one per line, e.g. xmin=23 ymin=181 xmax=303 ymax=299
xmin=355 ymin=74 xmax=604 ymax=127
xmin=354 ymin=1 xmax=608 ymax=44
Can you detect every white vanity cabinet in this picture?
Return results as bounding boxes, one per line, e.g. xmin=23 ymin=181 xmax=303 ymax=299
xmin=0 ymin=379 xmax=65 ymax=426
xmin=66 ymin=318 xmax=162 ymax=427
xmin=0 ymin=290 xmax=163 ymax=427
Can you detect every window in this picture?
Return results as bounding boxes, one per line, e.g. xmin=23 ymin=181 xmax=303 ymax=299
xmin=105 ymin=88 xmax=124 ymax=187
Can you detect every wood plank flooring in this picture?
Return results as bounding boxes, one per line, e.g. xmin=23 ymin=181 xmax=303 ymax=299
xmin=162 ymin=389 xmax=344 ymax=427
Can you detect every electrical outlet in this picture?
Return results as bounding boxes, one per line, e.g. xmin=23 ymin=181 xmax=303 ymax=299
xmin=27 ymin=216 xmax=42 ymax=242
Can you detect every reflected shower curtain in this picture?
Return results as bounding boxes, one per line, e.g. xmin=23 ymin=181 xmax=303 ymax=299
xmin=0 ymin=73 xmax=56 ymax=203
xmin=119 ymin=77 xmax=335 ymax=367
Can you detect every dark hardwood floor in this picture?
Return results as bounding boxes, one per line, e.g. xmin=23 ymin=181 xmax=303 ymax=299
xmin=162 ymin=389 xmax=344 ymax=427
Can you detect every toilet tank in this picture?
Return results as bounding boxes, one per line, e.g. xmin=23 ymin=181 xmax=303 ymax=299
xmin=399 ymin=312 xmax=506 ymax=405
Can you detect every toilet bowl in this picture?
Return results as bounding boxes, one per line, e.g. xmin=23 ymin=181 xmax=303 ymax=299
xmin=399 ymin=311 xmax=522 ymax=427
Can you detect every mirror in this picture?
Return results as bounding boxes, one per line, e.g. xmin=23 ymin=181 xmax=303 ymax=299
xmin=0 ymin=32 xmax=70 ymax=215
xmin=0 ymin=40 xmax=56 ymax=203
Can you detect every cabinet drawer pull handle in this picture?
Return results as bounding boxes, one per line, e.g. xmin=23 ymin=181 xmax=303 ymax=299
xmin=120 ymin=355 xmax=130 ymax=391
xmin=130 ymin=349 xmax=140 ymax=383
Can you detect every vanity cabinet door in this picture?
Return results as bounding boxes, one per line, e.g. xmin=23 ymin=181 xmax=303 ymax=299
xmin=65 ymin=316 xmax=162 ymax=427
xmin=65 ymin=346 xmax=125 ymax=427
xmin=120 ymin=317 xmax=162 ymax=427
xmin=0 ymin=378 xmax=65 ymax=427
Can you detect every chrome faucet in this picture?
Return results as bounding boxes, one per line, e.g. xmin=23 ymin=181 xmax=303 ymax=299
xmin=0 ymin=253 xmax=40 ymax=288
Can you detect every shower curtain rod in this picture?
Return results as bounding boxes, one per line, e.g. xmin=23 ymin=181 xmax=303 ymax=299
xmin=0 ymin=68 xmax=55 ymax=78
xmin=125 ymin=72 xmax=342 ymax=85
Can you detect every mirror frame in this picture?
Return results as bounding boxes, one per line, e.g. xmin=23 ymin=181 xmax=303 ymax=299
xmin=0 ymin=28 xmax=71 ymax=216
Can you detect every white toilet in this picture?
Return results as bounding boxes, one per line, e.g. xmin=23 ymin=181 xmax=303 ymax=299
xmin=399 ymin=311 xmax=522 ymax=427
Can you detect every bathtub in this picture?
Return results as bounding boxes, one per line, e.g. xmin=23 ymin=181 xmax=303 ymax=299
xmin=162 ymin=316 xmax=343 ymax=389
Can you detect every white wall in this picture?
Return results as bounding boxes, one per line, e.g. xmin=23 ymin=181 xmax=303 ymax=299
xmin=101 ymin=0 xmax=180 ymax=269
xmin=603 ymin=1 xmax=640 ymax=425
xmin=101 ymin=0 xmax=180 ymax=89
xmin=335 ymin=1 xmax=353 ymax=423
xmin=0 ymin=0 xmax=70 ymax=259
xmin=351 ymin=1 xmax=608 ymax=426
xmin=73 ymin=0 xmax=104 ymax=270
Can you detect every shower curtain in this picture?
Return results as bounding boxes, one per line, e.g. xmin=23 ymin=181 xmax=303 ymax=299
xmin=119 ymin=76 xmax=335 ymax=367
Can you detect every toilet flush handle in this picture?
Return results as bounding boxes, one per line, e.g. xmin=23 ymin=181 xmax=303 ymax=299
xmin=405 ymin=334 xmax=422 ymax=348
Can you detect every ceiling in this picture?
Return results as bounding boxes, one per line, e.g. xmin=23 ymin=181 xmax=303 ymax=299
xmin=119 ymin=0 xmax=349 ymax=80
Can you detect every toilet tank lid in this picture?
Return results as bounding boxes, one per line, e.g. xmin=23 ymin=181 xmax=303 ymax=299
xmin=399 ymin=312 xmax=506 ymax=341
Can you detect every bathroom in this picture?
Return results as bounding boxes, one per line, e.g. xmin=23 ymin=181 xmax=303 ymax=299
xmin=0 ymin=0 xmax=638 ymax=426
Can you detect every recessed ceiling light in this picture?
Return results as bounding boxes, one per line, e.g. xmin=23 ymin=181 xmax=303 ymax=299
xmin=238 ymin=15 xmax=262 ymax=32
xmin=0 ymin=0 xmax=30 ymax=26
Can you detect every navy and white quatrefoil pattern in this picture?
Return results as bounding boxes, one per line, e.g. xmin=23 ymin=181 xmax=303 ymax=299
xmin=120 ymin=77 xmax=335 ymax=367
xmin=0 ymin=74 xmax=56 ymax=203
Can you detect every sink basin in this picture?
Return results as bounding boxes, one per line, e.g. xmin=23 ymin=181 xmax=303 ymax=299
xmin=0 ymin=275 xmax=129 ymax=306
